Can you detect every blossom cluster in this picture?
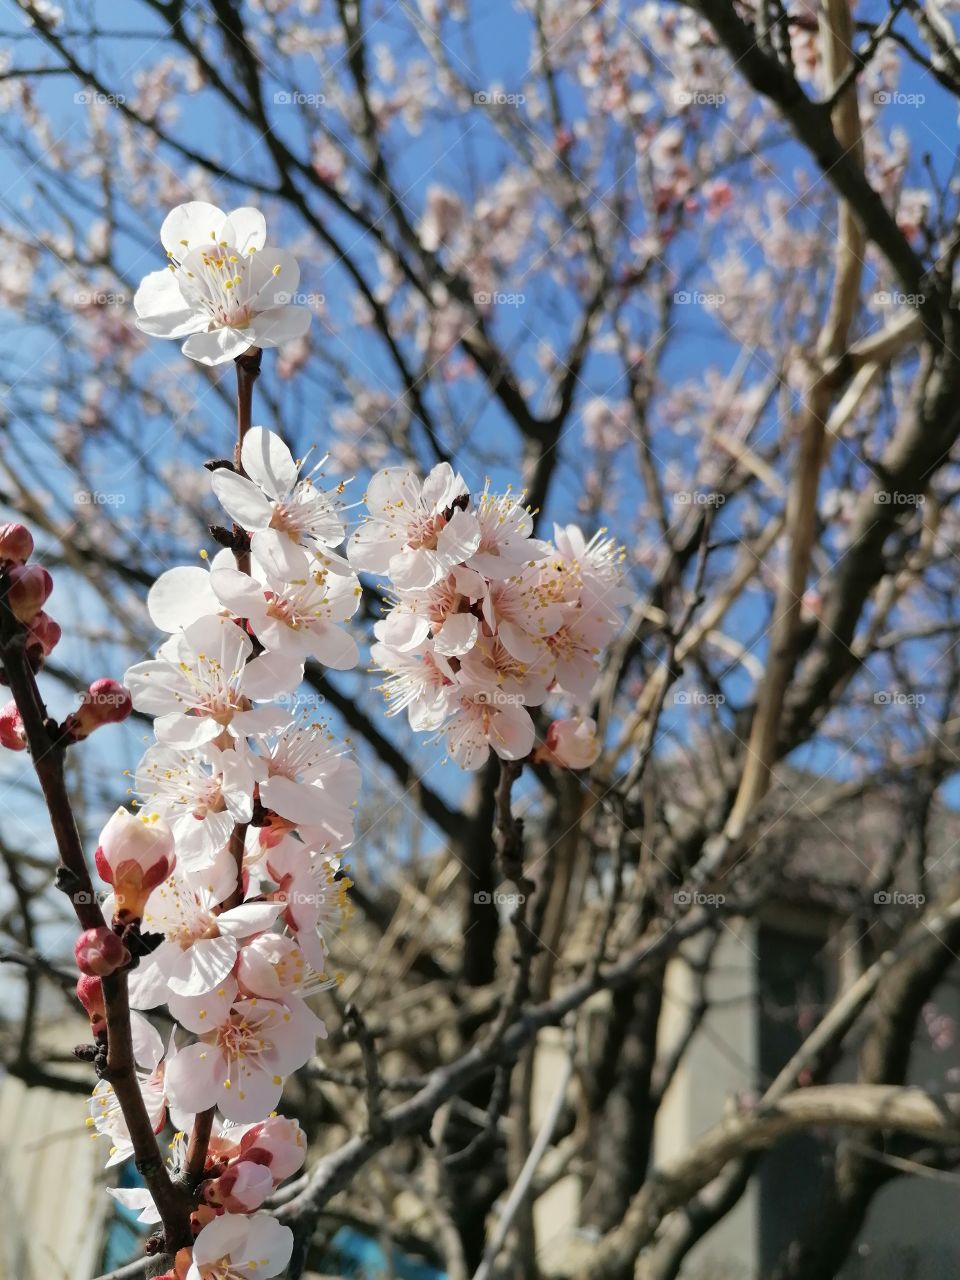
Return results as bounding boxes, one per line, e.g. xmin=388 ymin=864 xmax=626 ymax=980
xmin=75 ymin=412 xmax=360 ymax=1271
xmin=347 ymin=462 xmax=627 ymax=769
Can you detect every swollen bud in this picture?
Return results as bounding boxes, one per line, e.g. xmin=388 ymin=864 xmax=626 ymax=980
xmin=94 ymin=807 xmax=176 ymax=923
xmin=0 ymin=523 xmax=34 ymax=567
xmin=25 ymin=611 xmax=61 ymax=667
xmin=62 ymin=679 xmax=133 ymax=742
xmin=536 ymin=717 xmax=601 ymax=770
xmin=0 ymin=701 xmax=26 ymax=751
xmin=76 ymin=974 xmax=107 ymax=1037
xmin=75 ymin=926 xmax=130 ymax=978
xmin=202 ymin=1161 xmax=274 ymax=1212
xmin=5 ymin=564 xmax=53 ymax=623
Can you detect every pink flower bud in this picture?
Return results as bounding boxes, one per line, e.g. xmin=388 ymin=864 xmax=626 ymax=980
xmin=76 ymin=974 xmax=107 ymax=1036
xmin=540 ymin=717 xmax=601 ymax=770
xmin=25 ymin=610 xmax=61 ymax=665
xmin=94 ymin=807 xmax=176 ymax=923
xmin=5 ymin=564 xmax=52 ymax=623
xmin=0 ymin=523 xmax=34 ymax=566
xmin=238 ymin=1115 xmax=307 ymax=1181
xmin=75 ymin=926 xmax=130 ymax=977
xmin=202 ymin=1160 xmax=274 ymax=1212
xmin=62 ymin=679 xmax=133 ymax=742
xmin=0 ymin=701 xmax=26 ymax=751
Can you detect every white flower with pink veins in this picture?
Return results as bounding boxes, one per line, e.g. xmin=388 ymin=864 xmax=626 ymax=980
xmin=164 ymin=975 xmax=325 ymax=1122
xmin=551 ymin=523 xmax=630 ymax=616
xmin=139 ymin=862 xmax=282 ymax=998
xmin=253 ymin=720 xmax=360 ymax=850
xmin=134 ymin=202 xmax=311 ymax=366
xmin=373 ymin=565 xmax=486 ymax=657
xmin=466 ymin=483 xmax=548 ymax=580
xmin=185 ymin=1212 xmax=293 ymax=1280
xmin=212 ymin=545 xmax=361 ymax=669
xmin=267 ymin=838 xmax=351 ymax=971
xmin=347 ymin=462 xmax=481 ymax=590
xmin=134 ymin=741 xmax=257 ymax=867
xmin=370 ymin=640 xmax=455 ymax=731
xmin=88 ymin=1016 xmax=177 ymax=1166
xmin=125 ymin=614 xmax=294 ymax=750
xmin=444 ymin=683 xmax=536 ymax=770
xmin=211 ymin=426 xmax=345 ymax=579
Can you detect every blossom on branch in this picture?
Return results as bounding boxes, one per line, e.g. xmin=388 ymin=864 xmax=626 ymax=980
xmin=134 ymin=202 xmax=311 ymax=365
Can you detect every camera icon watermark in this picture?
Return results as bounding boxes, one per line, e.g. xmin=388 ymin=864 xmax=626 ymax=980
xmin=474 ymin=290 xmax=525 ymax=308
xmin=874 ymin=290 xmax=925 ymax=307
xmin=873 ymin=489 xmax=924 ymax=506
xmin=75 ymin=490 xmax=125 ymax=507
xmin=274 ymin=90 xmax=326 ymax=106
xmin=474 ymin=890 xmax=526 ymax=906
xmin=73 ymin=290 xmax=127 ymax=307
xmin=674 ymin=89 xmax=726 ymax=107
xmin=474 ymin=90 xmax=526 ymax=107
xmin=873 ymin=690 xmax=925 ymax=706
xmin=874 ymin=91 xmax=925 ymax=106
xmin=874 ymin=889 xmax=925 ymax=907
xmin=74 ymin=90 xmax=126 ymax=106
xmin=674 ymin=491 xmax=725 ymax=507
xmin=673 ymin=889 xmax=726 ymax=907
xmin=274 ymin=291 xmax=325 ymax=307
xmin=674 ymin=690 xmax=726 ymax=706
xmin=673 ymin=290 xmax=725 ymax=309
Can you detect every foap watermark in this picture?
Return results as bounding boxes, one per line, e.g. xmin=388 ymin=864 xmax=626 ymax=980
xmin=274 ymin=291 xmax=325 ymax=307
xmin=874 ymin=91 xmax=926 ymax=107
xmin=474 ymin=89 xmax=526 ymax=107
xmin=874 ymin=889 xmax=925 ymax=907
xmin=673 ymin=889 xmax=726 ymax=907
xmin=474 ymin=290 xmax=525 ymax=308
xmin=73 ymin=289 xmax=127 ymax=307
xmin=474 ymin=890 xmax=526 ymax=907
xmin=674 ymin=690 xmax=726 ymax=706
xmin=874 ymin=290 xmax=925 ymax=307
xmin=674 ymin=490 xmax=725 ymax=507
xmin=674 ymin=89 xmax=726 ymax=107
xmin=274 ymin=90 xmax=326 ymax=106
xmin=75 ymin=490 xmax=125 ymax=507
xmin=474 ymin=688 xmax=526 ymax=707
xmin=874 ymin=690 xmax=925 ymax=706
xmin=74 ymin=89 xmax=126 ymax=106
xmin=674 ymin=290 xmax=725 ymax=309
xmin=273 ymin=691 xmax=327 ymax=714
xmin=874 ymin=489 xmax=924 ymax=506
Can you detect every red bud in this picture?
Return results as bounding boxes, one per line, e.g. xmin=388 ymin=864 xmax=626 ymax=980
xmin=6 ymin=564 xmax=52 ymax=623
xmin=0 ymin=523 xmax=34 ymax=566
xmin=0 ymin=701 xmax=26 ymax=751
xmin=62 ymin=679 xmax=133 ymax=742
xmin=75 ymin=926 xmax=130 ymax=978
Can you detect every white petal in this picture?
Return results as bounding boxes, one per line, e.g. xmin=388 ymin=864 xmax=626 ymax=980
xmin=437 ymin=508 xmax=481 ymax=564
xmin=221 ymin=207 xmax=267 ymax=255
xmin=434 ymin=612 xmax=478 ymax=656
xmin=133 ymin=269 xmax=203 ymax=338
xmin=251 ymin=529 xmax=310 ymax=580
xmin=130 ymin=1011 xmax=165 ymax=1069
xmin=241 ymin=426 xmax=298 ymax=499
xmin=164 ymin=1041 xmax=223 ymax=1116
xmin=211 ymin=469 xmax=275 ymax=530
xmin=148 ymin=566 xmax=219 ymax=633
xmin=160 ymin=201 xmax=227 ymax=256
xmin=182 ymin=327 xmax=254 ymax=365
xmin=243 ymin=650 xmax=305 ymax=700
xmin=217 ymin=900 xmax=282 ymax=939
xmin=310 ymin=623 xmax=359 ymax=670
xmin=249 ymin=305 xmax=312 ymax=349
xmin=166 ymin=936 xmax=238 ymax=997
xmin=491 ymin=705 xmax=535 ymax=761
